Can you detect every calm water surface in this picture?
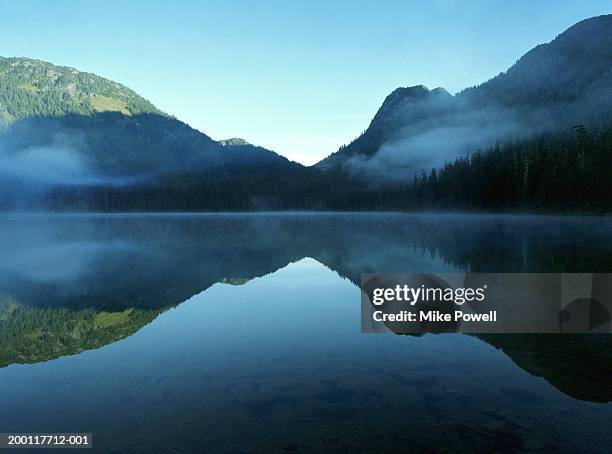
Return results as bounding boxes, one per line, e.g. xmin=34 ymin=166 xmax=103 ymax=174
xmin=0 ymin=213 xmax=610 ymax=453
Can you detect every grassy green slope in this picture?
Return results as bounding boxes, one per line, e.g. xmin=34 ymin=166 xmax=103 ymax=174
xmin=0 ymin=294 xmax=165 ymax=367
xmin=0 ymin=57 xmax=163 ymax=126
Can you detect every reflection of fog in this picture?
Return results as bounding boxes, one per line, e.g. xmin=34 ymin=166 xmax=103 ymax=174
xmin=0 ymin=241 xmax=136 ymax=283
xmin=0 ymin=213 xmax=611 ymax=312
xmin=0 ymin=213 xmax=610 ymax=403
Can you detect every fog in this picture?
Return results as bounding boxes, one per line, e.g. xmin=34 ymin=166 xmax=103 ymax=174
xmin=0 ymin=131 xmax=150 ymax=186
xmin=1 ymin=212 xmax=611 ymax=311
xmin=344 ymin=87 xmax=611 ymax=182
xmin=341 ymin=23 xmax=612 ymax=183
xmin=0 ymin=128 xmax=155 ymax=210
xmin=0 ymin=143 xmax=102 ymax=186
xmin=344 ymin=102 xmax=527 ymax=181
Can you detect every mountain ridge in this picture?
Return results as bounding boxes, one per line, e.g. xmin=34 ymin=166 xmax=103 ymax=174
xmin=0 ymin=57 xmax=305 ymax=189
xmin=0 ymin=15 xmax=611 ymax=212
xmin=316 ymin=14 xmax=612 ymax=173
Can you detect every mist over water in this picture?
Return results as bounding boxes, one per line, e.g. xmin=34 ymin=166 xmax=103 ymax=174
xmin=0 ymin=213 xmax=611 ymax=452
xmin=0 ymin=9 xmax=611 ymax=453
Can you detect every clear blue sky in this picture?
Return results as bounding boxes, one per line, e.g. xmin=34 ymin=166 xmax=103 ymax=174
xmin=1 ymin=1 xmax=610 ymax=164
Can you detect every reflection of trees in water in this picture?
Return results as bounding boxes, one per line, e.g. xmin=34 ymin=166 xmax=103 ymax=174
xmin=0 ymin=294 xmax=164 ymax=368
xmin=3 ymin=214 xmax=612 ymax=311
xmin=477 ymin=334 xmax=612 ymax=403
xmin=1 ymin=214 xmax=611 ymax=401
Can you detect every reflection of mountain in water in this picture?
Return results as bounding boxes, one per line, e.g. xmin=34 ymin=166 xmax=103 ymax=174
xmin=478 ymin=334 xmax=612 ymax=403
xmin=0 ymin=294 xmax=163 ymax=368
xmin=3 ymin=214 xmax=612 ymax=311
xmin=0 ymin=214 xmax=611 ymax=402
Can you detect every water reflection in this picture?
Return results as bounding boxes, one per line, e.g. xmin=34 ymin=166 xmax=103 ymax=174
xmin=3 ymin=213 xmax=611 ymax=311
xmin=0 ymin=213 xmax=611 ymax=451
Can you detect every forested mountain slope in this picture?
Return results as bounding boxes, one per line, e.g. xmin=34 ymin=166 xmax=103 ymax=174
xmin=317 ymin=15 xmax=612 ymax=176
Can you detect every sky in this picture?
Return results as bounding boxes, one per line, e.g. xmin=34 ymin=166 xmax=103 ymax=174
xmin=1 ymin=1 xmax=610 ymax=165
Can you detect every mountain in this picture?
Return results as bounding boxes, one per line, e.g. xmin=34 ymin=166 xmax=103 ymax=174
xmin=1 ymin=113 xmax=303 ymax=178
xmin=0 ymin=57 xmax=162 ymax=126
xmin=0 ymin=57 xmax=305 ymax=205
xmin=316 ymin=15 xmax=612 ymax=175
xmin=1 ymin=15 xmax=611 ymax=212
xmin=316 ymin=85 xmax=454 ymax=171
xmin=461 ymin=14 xmax=612 ymax=114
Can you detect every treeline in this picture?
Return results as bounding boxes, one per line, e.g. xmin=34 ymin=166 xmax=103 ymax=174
xmin=8 ymin=125 xmax=612 ymax=213
xmin=0 ymin=294 xmax=162 ymax=368
xmin=40 ymin=170 xmax=409 ymax=212
xmin=405 ymin=125 xmax=612 ymax=212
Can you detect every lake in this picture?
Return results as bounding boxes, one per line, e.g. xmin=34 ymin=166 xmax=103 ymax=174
xmin=0 ymin=213 xmax=611 ymax=453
